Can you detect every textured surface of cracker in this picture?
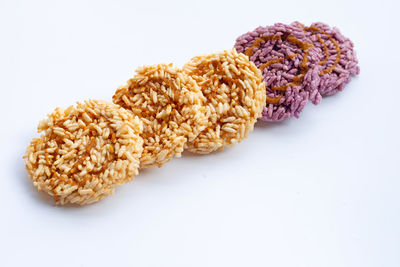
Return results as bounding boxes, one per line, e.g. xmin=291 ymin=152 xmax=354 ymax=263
xmin=183 ymin=49 xmax=266 ymax=153
xmin=295 ymin=22 xmax=360 ymax=96
xmin=234 ymin=23 xmax=321 ymax=122
xmin=24 ymin=100 xmax=143 ymax=205
xmin=4 ymin=1 xmax=399 ymax=266
xmin=113 ymin=64 xmax=208 ymax=167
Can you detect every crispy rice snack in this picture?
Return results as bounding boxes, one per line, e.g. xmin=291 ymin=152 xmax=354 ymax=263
xmin=113 ymin=64 xmax=208 ymax=167
xmin=234 ymin=23 xmax=319 ymax=122
xmin=295 ymin=22 xmax=360 ymax=96
xmin=183 ymin=49 xmax=266 ymax=154
xmin=24 ymin=100 xmax=143 ymax=205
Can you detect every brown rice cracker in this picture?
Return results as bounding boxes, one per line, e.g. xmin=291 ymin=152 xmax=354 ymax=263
xmin=183 ymin=49 xmax=266 ymax=154
xmin=24 ymin=100 xmax=143 ymax=205
xmin=113 ymin=64 xmax=208 ymax=168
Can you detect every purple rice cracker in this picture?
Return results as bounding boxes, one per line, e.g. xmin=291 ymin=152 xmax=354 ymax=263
xmin=295 ymin=22 xmax=360 ymax=96
xmin=234 ymin=23 xmax=322 ymax=122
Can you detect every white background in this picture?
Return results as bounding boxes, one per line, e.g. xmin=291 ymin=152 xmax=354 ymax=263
xmin=0 ymin=0 xmax=399 ymax=266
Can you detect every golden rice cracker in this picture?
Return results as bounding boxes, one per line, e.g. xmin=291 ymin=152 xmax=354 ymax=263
xmin=23 ymin=100 xmax=143 ymax=205
xmin=183 ymin=49 xmax=266 ymax=154
xmin=113 ymin=63 xmax=208 ymax=168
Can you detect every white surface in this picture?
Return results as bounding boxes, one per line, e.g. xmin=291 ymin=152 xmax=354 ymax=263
xmin=0 ymin=0 xmax=399 ymax=266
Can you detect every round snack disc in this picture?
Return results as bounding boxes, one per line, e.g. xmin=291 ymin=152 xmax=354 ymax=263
xmin=113 ymin=64 xmax=208 ymax=168
xmin=24 ymin=100 xmax=144 ymax=205
xmin=183 ymin=49 xmax=266 ymax=154
xmin=295 ymin=22 xmax=360 ymax=96
xmin=234 ymin=23 xmax=321 ymax=122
